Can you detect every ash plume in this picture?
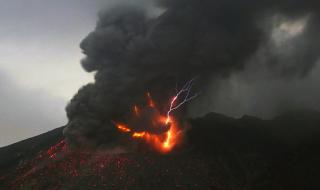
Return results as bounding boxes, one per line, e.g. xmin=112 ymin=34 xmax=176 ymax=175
xmin=63 ymin=0 xmax=320 ymax=148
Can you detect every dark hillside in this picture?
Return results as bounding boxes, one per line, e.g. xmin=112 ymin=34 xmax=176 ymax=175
xmin=1 ymin=111 xmax=320 ymax=190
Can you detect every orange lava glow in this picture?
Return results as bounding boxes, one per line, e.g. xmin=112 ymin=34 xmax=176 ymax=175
xmin=132 ymin=132 xmax=146 ymax=138
xmin=147 ymin=92 xmax=156 ymax=108
xmin=134 ymin=116 xmax=180 ymax=153
xmin=115 ymin=93 xmax=183 ymax=153
xmin=116 ymin=124 xmax=131 ymax=133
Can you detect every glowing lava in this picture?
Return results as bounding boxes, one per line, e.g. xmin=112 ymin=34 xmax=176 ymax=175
xmin=116 ymin=124 xmax=131 ymax=133
xmin=125 ymin=103 xmax=179 ymax=153
xmin=115 ymin=79 xmax=198 ymax=153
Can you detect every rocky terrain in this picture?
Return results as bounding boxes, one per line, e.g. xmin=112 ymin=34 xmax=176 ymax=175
xmin=1 ymin=110 xmax=320 ymax=190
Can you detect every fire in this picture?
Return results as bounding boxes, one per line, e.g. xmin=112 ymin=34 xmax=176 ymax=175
xmin=163 ymin=132 xmax=172 ymax=149
xmin=132 ymin=132 xmax=146 ymax=138
xmin=115 ymin=95 xmax=181 ymax=153
xmin=114 ymin=79 xmax=198 ymax=153
xmin=116 ymin=124 xmax=131 ymax=133
xmin=143 ymin=115 xmax=180 ymax=152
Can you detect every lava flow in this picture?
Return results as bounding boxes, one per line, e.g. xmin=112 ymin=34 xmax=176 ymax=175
xmin=114 ymin=79 xmax=198 ymax=153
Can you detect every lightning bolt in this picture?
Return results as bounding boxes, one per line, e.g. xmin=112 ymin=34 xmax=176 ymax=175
xmin=166 ymin=78 xmax=200 ymax=124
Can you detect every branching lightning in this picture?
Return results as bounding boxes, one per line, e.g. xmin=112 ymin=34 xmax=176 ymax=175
xmin=166 ymin=78 xmax=200 ymax=124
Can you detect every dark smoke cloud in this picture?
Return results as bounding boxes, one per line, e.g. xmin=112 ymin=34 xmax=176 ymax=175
xmin=259 ymin=14 xmax=320 ymax=78
xmin=63 ymin=0 xmax=320 ymax=148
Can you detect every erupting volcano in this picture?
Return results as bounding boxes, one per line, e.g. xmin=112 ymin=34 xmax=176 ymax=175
xmin=114 ymin=79 xmax=199 ymax=153
xmin=2 ymin=0 xmax=320 ymax=189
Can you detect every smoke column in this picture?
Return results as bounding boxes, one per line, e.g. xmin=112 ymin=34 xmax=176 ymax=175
xmin=63 ymin=0 xmax=320 ymax=148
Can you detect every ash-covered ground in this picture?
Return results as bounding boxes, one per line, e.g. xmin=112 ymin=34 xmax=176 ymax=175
xmin=1 ymin=110 xmax=320 ymax=190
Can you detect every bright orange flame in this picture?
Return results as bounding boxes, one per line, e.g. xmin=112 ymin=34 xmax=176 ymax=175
xmin=115 ymin=93 xmax=183 ymax=153
xmin=161 ymin=118 xmax=180 ymax=152
xmin=116 ymin=124 xmax=131 ymax=133
xmin=132 ymin=132 xmax=146 ymax=138
xmin=163 ymin=131 xmax=172 ymax=149
xmin=130 ymin=114 xmax=181 ymax=153
xmin=165 ymin=115 xmax=171 ymax=125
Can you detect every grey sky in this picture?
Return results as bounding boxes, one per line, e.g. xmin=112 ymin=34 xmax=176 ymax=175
xmin=0 ymin=0 xmax=100 ymax=147
xmin=0 ymin=0 xmax=99 ymax=100
xmin=0 ymin=70 xmax=66 ymax=146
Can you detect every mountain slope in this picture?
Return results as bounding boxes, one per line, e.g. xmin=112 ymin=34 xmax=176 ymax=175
xmin=0 ymin=127 xmax=64 ymax=176
xmin=1 ymin=111 xmax=320 ymax=190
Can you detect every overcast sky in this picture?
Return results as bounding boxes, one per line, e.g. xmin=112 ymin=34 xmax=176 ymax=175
xmin=0 ymin=0 xmax=101 ymax=147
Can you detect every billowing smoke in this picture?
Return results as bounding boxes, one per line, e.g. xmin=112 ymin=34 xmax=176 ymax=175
xmin=63 ymin=0 xmax=320 ymax=148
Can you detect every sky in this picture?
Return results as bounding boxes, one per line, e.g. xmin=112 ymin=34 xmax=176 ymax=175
xmin=0 ymin=0 xmax=100 ymax=147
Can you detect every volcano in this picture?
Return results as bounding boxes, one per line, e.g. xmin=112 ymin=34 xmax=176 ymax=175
xmin=1 ymin=110 xmax=320 ymax=190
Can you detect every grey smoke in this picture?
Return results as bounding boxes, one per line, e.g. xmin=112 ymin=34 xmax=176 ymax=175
xmin=64 ymin=0 xmax=320 ymax=148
